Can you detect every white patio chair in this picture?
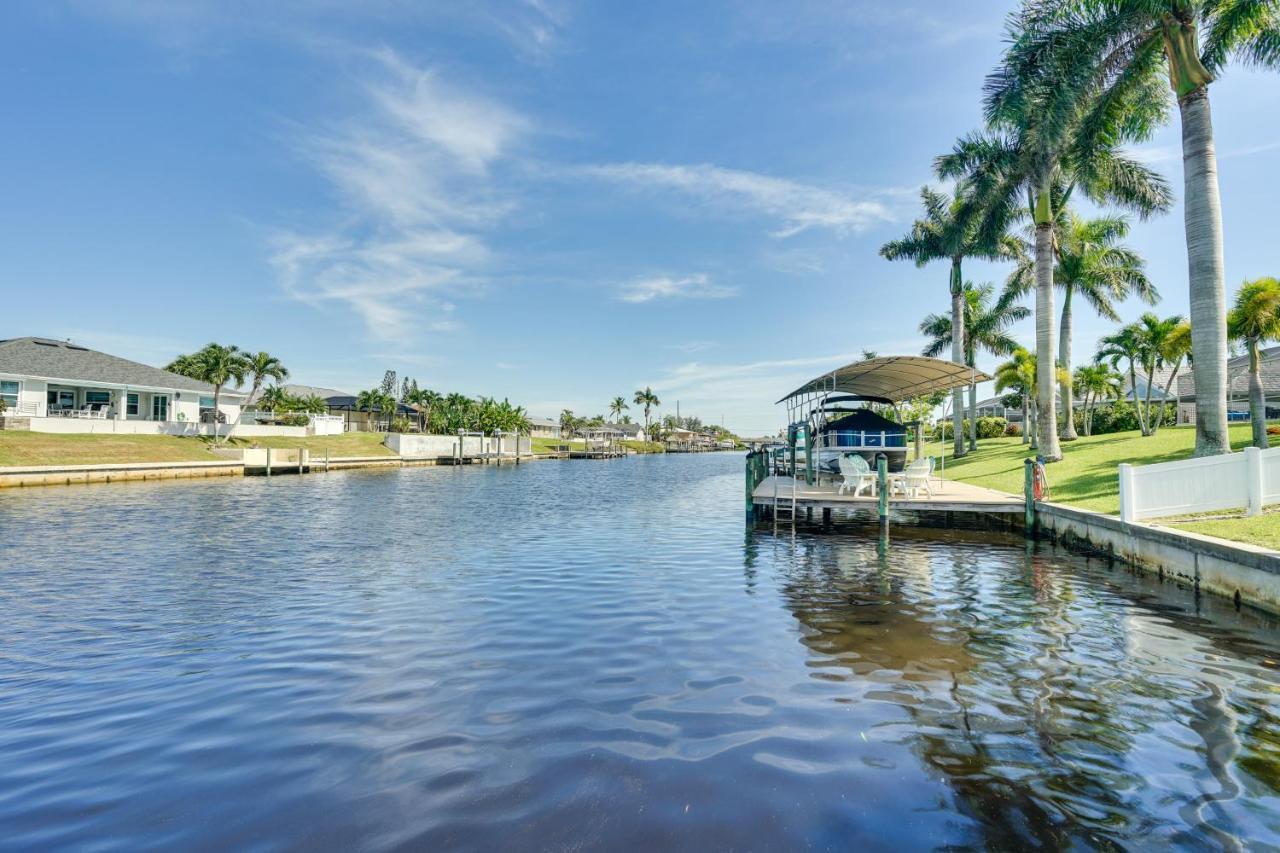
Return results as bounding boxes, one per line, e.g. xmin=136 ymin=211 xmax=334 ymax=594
xmin=837 ymin=454 xmax=876 ymax=496
xmin=901 ymin=458 xmax=934 ymax=498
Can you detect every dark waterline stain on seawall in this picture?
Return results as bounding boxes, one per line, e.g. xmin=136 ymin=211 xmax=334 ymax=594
xmin=1 ymin=454 xmax=1278 ymax=850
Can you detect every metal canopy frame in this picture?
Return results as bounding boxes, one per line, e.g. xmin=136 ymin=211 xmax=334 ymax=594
xmin=778 ymin=356 xmax=991 ymax=405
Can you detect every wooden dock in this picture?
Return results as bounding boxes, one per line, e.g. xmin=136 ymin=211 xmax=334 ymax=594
xmin=752 ymin=475 xmax=1023 ymax=516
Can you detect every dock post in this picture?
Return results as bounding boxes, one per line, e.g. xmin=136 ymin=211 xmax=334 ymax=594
xmin=1023 ymin=458 xmax=1035 ymax=534
xmin=876 ymin=453 xmax=888 ymax=530
xmin=265 ymin=448 xmax=272 ymax=478
xmin=325 ymin=447 xmax=330 ymax=473
xmin=822 ymin=507 xmax=832 ymax=527
xmin=745 ymin=454 xmax=756 ymax=523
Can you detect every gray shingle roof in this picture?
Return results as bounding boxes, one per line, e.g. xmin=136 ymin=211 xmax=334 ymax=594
xmin=0 ymin=337 xmax=242 ymax=396
xmin=245 ymin=383 xmax=351 ymax=406
xmin=1177 ymin=345 xmax=1280 ymax=400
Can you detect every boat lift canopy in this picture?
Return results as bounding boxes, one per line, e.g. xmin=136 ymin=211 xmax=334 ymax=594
xmin=778 ymin=356 xmax=991 ymax=404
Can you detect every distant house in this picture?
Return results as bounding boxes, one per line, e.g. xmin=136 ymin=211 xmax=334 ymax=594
xmin=974 ymin=367 xmax=1178 ymax=423
xmin=529 ymin=417 xmax=561 ymax=439
xmin=608 ymin=422 xmax=647 ymax=442
xmin=0 ymin=336 xmax=244 ymax=431
xmin=1177 ymin=345 xmax=1280 ymax=423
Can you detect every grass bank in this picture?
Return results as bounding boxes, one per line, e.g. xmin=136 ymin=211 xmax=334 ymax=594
xmin=0 ymin=430 xmax=395 ymax=467
xmin=0 ymin=432 xmax=218 ymax=466
xmin=939 ymin=423 xmax=1259 ymax=515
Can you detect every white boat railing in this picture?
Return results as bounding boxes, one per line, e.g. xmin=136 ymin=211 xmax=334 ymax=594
xmin=815 ymin=430 xmax=909 ymax=452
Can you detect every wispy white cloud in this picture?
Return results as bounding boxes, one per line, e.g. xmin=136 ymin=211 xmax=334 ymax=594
xmin=271 ymin=50 xmax=528 ymax=339
xmin=618 ymin=273 xmax=736 ymax=304
xmin=664 ymin=340 xmax=719 ymax=353
xmin=579 ymin=162 xmax=896 ymax=238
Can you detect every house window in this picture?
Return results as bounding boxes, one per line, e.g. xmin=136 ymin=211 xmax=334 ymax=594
xmin=85 ymin=390 xmax=111 ymax=412
xmin=152 ymin=395 xmax=169 ymax=421
xmin=47 ymin=389 xmax=75 ymax=411
xmin=0 ymin=380 xmax=17 ymax=411
xmin=127 ymin=393 xmax=139 ymax=416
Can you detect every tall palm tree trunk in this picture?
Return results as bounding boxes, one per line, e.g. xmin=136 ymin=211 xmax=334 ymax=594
xmin=950 ymin=259 xmax=966 ymax=459
xmin=967 ymin=371 xmax=977 ymax=453
xmin=1249 ymin=340 xmax=1267 ymax=449
xmin=1021 ymin=396 xmax=1030 ymax=444
xmin=1029 ymin=398 xmax=1039 ymax=451
xmin=1058 ymin=287 xmax=1078 ymax=441
xmin=1153 ymin=358 xmax=1185 ymax=435
xmin=1180 ymin=89 xmax=1229 ymax=456
xmin=1034 ymin=208 xmax=1062 ymax=461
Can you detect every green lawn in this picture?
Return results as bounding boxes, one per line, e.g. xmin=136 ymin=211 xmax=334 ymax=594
xmin=940 ymin=423 xmax=1259 ymax=515
xmin=0 ymin=430 xmax=394 ymax=466
xmin=1173 ymin=512 xmax=1280 ymax=550
xmin=0 ymin=432 xmax=220 ymax=466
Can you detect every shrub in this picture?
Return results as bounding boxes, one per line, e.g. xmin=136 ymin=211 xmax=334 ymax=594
xmin=280 ymin=413 xmax=309 ymax=427
xmin=1268 ymin=425 xmax=1280 ymax=436
xmin=1004 ymin=422 xmax=1022 ymax=437
xmin=389 ymin=415 xmax=413 ymax=434
xmin=975 ymin=416 xmax=1007 ymax=439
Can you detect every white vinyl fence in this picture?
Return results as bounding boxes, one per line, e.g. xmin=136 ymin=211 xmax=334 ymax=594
xmin=1119 ymin=446 xmax=1280 ymax=522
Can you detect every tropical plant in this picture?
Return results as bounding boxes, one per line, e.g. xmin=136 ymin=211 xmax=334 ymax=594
xmin=1136 ymin=313 xmax=1189 ymax=436
xmin=355 ymin=388 xmax=397 ymax=431
xmin=940 ymin=14 xmax=1173 ymax=460
xmin=995 ymin=347 xmax=1040 ymax=448
xmin=404 ymin=387 xmax=442 ymax=432
xmin=1096 ymin=323 xmax=1146 ymax=433
xmin=920 ymin=281 xmax=1030 ymax=451
xmin=167 ymin=343 xmax=250 ymax=443
xmin=881 ymin=184 xmax=1022 ymax=458
xmin=1009 ymin=211 xmax=1156 ymax=440
xmin=1228 ymin=277 xmax=1280 ymax=448
xmin=1001 ymin=0 xmax=1280 ymax=456
xmin=244 ymin=351 xmax=289 ymax=407
xmin=257 ymin=384 xmax=290 ymax=413
xmin=609 ymin=396 xmax=629 ymax=422
xmin=633 ymin=387 xmax=660 ymax=437
xmin=1154 ymin=318 xmax=1193 ymax=431
xmin=1073 ymin=363 xmax=1123 ymax=436
xmin=292 ymin=394 xmax=329 ymax=416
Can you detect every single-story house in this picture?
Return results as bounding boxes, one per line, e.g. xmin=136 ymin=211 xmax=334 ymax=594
xmin=0 ymin=336 xmax=245 ymax=433
xmin=974 ymin=368 xmax=1178 ymax=423
xmin=529 ymin=417 xmax=562 ymax=439
xmin=1177 ymin=345 xmax=1280 ymax=424
xmin=608 ymin=422 xmax=647 ymax=442
xmin=244 ymin=383 xmax=418 ymax=432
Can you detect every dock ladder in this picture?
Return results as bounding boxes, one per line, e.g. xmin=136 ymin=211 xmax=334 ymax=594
xmin=772 ymin=469 xmax=798 ymax=527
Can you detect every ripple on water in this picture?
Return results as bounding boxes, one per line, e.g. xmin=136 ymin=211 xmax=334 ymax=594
xmin=1 ymin=454 xmax=1279 ymax=850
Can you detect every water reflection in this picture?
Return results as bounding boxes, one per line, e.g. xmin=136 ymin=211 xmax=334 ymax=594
xmin=1 ymin=455 xmax=1278 ymax=850
xmin=767 ymin=527 xmax=1280 ymax=848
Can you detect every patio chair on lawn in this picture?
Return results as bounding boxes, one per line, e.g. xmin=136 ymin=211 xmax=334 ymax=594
xmin=837 ymin=454 xmax=876 ymax=497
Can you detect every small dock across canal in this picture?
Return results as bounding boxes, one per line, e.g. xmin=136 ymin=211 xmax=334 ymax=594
xmin=752 ymin=474 xmax=1023 ymax=518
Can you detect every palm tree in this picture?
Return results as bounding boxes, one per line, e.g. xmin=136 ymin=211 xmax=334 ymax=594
xmin=881 ymin=184 xmax=1022 ymax=458
xmin=559 ymin=409 xmax=579 ymax=441
xmin=1135 ymin=313 xmax=1188 ymax=436
xmin=1003 ymin=2 xmax=1280 ymax=456
xmin=244 ymin=351 xmax=289 ymax=407
xmin=1096 ymin=323 xmax=1147 ymax=434
xmin=633 ymin=387 xmax=660 ymax=438
xmin=1009 ymin=211 xmax=1156 ymax=441
xmin=1154 ymin=319 xmax=1193 ymax=432
xmin=257 ymin=384 xmax=290 ymax=413
xmin=355 ymin=388 xmax=396 ymax=432
xmin=942 ymin=16 xmax=1173 ymax=461
xmin=995 ymin=348 xmax=1039 ymax=449
xmin=167 ymin=343 xmax=249 ymax=443
xmin=609 ymin=396 xmax=629 ymax=422
xmin=920 ymin=282 xmax=1030 ymax=451
xmin=1073 ymin=363 xmax=1123 ymax=437
xmin=1228 ymin=278 xmax=1280 ymax=448
xmin=404 ymin=387 xmax=441 ymax=432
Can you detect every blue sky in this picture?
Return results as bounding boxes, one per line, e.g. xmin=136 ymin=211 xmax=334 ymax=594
xmin=3 ymin=2 xmax=1279 ymax=434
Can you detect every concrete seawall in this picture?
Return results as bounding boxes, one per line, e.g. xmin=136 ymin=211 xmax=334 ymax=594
xmin=0 ymin=460 xmax=245 ymax=488
xmin=1036 ymin=501 xmax=1280 ymax=614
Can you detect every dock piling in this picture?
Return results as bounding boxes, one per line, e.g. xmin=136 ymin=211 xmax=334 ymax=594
xmin=876 ymin=453 xmax=888 ymax=530
xmin=265 ymin=448 xmax=272 ymax=478
xmin=1024 ymin=458 xmax=1035 ymax=533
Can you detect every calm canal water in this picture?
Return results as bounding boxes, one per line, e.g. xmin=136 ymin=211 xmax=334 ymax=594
xmin=2 ymin=453 xmax=1279 ymax=850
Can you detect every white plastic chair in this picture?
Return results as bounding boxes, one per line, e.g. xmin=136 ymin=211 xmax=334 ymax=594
xmin=837 ymin=454 xmax=876 ymax=496
xmin=901 ymin=458 xmax=934 ymax=498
